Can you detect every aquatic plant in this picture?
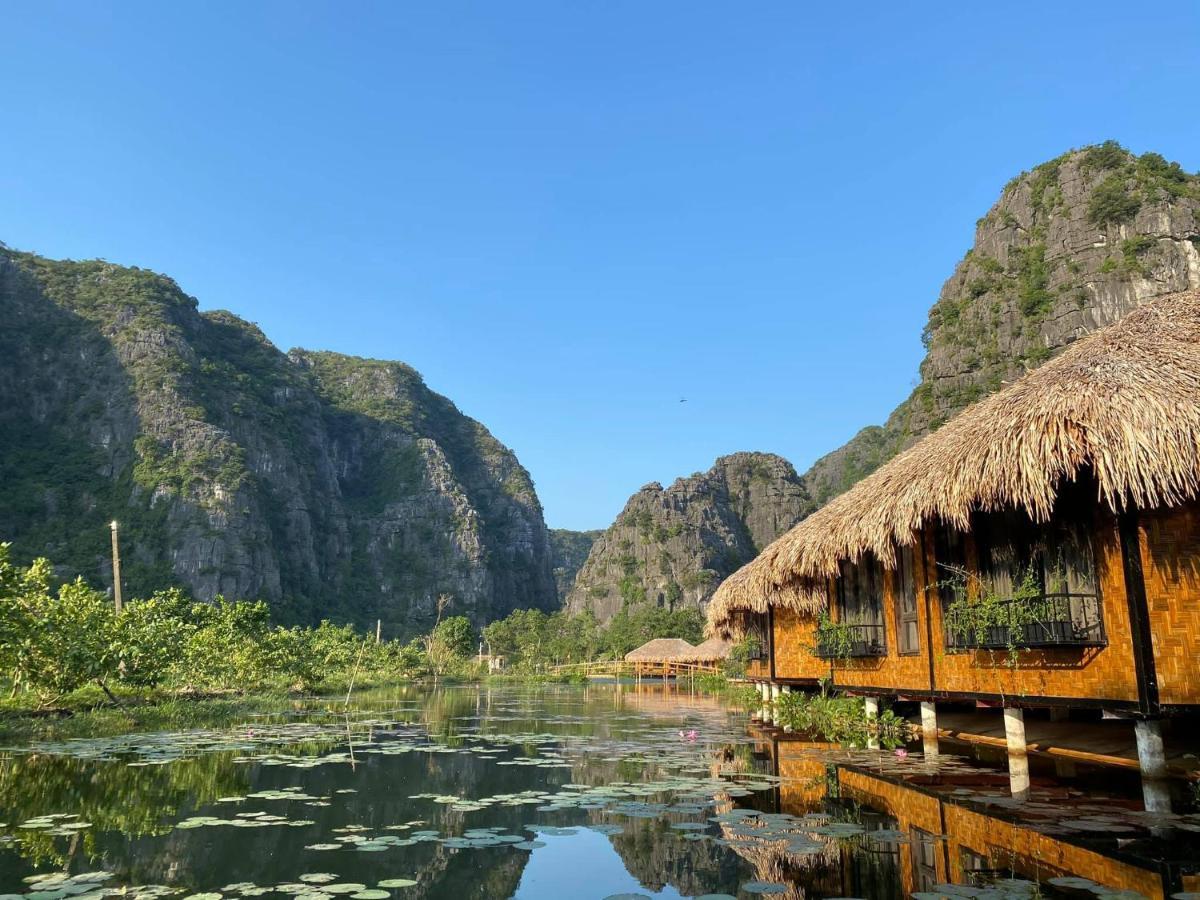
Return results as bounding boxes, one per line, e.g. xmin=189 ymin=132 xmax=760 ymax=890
xmin=772 ymin=690 xmax=912 ymax=749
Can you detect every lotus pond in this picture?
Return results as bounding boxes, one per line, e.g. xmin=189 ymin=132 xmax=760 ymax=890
xmin=0 ymin=684 xmax=1196 ymax=900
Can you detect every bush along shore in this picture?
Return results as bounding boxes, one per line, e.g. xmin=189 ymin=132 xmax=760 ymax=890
xmin=0 ymin=543 xmax=707 ymax=727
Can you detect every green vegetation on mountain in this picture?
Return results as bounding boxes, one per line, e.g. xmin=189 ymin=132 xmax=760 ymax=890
xmin=0 ymin=246 xmax=557 ymax=639
xmin=548 ymin=528 xmax=603 ymax=601
xmin=565 ymin=453 xmax=813 ymax=623
xmin=801 ymin=142 xmax=1200 ymax=507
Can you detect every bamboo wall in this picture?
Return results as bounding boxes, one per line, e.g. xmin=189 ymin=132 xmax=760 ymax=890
xmin=765 ymin=498 xmax=1200 ymax=707
xmin=745 ymin=657 xmax=770 ymax=680
xmin=771 ymin=606 xmax=826 ymax=682
xmin=822 ymin=526 xmax=937 ymax=694
xmin=929 ymin=510 xmax=1140 ymax=703
xmin=1140 ymin=503 xmax=1200 ymax=706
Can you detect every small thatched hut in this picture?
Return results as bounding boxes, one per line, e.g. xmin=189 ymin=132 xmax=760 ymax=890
xmin=706 ymin=290 xmax=1200 ymax=727
xmin=624 ymin=638 xmax=698 ymax=662
xmin=690 ymin=636 xmax=733 ymax=663
xmin=622 ymin=638 xmax=701 ymax=676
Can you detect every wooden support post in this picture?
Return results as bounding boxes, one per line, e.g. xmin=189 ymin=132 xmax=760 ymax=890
xmin=1003 ymin=707 xmax=1030 ymax=800
xmin=376 ymin=619 xmax=382 ymax=643
xmin=864 ymin=696 xmax=880 ymax=750
xmin=920 ymin=701 xmax=939 ymax=760
xmin=1135 ymin=719 xmax=1171 ymax=812
xmin=109 ymin=520 xmax=123 ymax=613
xmin=1135 ymin=719 xmax=1167 ymax=778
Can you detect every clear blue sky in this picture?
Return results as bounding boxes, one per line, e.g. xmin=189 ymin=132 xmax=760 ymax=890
xmin=3 ymin=3 xmax=1198 ymax=529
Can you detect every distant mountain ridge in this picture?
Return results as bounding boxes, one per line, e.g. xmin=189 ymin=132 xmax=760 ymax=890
xmin=564 ymin=452 xmax=813 ymax=622
xmin=0 ymin=246 xmax=558 ymax=638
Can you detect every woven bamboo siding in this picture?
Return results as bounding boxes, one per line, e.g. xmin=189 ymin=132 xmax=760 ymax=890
xmin=836 ymin=769 xmax=947 ymax=894
xmin=929 ymin=513 xmax=1141 ymax=703
xmin=771 ymin=606 xmax=827 ymax=681
xmin=1140 ymin=501 xmax=1200 ymax=705
xmin=942 ymin=804 xmax=1161 ymax=893
xmin=745 ymin=658 xmax=770 ymax=680
xmin=777 ymin=742 xmax=837 ymax=809
xmin=828 ymin=539 xmax=935 ymax=694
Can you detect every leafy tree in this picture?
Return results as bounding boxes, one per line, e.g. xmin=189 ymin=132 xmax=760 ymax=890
xmin=601 ymin=606 xmax=703 ymax=658
xmin=114 ymin=588 xmax=194 ymax=688
xmin=431 ymin=615 xmax=473 ymax=658
xmin=0 ymin=548 xmax=117 ymax=705
xmin=171 ymin=597 xmax=272 ymax=691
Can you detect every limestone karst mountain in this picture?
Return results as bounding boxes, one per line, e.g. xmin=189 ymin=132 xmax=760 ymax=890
xmin=565 ymin=453 xmax=813 ymax=622
xmin=0 ymin=246 xmax=557 ymax=637
xmin=800 ymin=142 xmax=1200 ymax=506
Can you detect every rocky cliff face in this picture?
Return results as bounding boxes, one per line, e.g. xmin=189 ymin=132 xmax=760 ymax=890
xmin=802 ymin=142 xmax=1200 ymax=507
xmin=565 ymin=453 xmax=812 ymax=622
xmin=548 ymin=528 xmax=602 ymax=602
xmin=0 ymin=247 xmax=557 ymax=637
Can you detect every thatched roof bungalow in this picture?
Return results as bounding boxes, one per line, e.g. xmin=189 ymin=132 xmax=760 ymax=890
xmin=624 ymin=638 xmax=699 ymax=662
xmin=708 ymin=290 xmax=1200 ymax=715
xmin=690 ymin=636 xmax=733 ymax=662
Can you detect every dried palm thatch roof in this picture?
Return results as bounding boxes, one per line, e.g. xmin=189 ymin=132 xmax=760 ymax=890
xmin=624 ymin=637 xmax=698 ymax=662
xmin=707 ymin=546 xmax=828 ymax=636
xmin=690 ymin=636 xmax=733 ymax=662
xmin=709 ymin=290 xmax=1200 ymax=635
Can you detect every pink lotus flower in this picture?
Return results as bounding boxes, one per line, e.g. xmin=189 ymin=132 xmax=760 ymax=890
xmin=679 ymin=729 xmax=699 ymax=742
xmin=894 ymin=749 xmax=908 ymax=759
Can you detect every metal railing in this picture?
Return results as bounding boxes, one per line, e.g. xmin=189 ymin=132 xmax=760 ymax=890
xmin=944 ymin=592 xmax=1106 ymax=650
xmin=815 ymin=623 xmax=887 ymax=659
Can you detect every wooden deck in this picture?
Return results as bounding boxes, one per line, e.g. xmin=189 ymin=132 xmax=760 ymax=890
xmin=933 ymin=709 xmax=1200 ymax=778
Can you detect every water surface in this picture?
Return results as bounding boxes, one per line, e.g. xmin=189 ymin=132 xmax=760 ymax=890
xmin=0 ymin=684 xmax=1195 ymax=899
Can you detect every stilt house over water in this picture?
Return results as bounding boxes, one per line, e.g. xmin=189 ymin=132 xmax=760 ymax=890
xmin=707 ymin=290 xmax=1200 ymax=772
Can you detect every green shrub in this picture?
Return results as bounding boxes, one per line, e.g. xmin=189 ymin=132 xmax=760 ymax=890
xmin=1120 ymin=235 xmax=1154 ymax=275
xmin=1012 ymin=243 xmax=1053 ymax=319
xmin=1080 ymin=140 xmax=1128 ymax=173
xmin=774 ymin=690 xmax=912 ymax=749
xmin=1088 ymin=174 xmax=1141 ymax=225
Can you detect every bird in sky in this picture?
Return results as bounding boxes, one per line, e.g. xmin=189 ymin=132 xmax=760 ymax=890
xmin=679 ymin=398 xmax=688 ymax=403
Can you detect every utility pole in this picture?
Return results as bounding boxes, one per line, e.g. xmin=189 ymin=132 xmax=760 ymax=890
xmin=110 ymin=520 xmax=123 ymax=613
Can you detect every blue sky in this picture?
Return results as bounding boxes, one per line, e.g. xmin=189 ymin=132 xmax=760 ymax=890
xmin=3 ymin=3 xmax=1198 ymax=529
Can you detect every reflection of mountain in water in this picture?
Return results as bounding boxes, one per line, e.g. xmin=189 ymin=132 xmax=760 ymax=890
xmin=607 ymin=816 xmax=742 ymax=897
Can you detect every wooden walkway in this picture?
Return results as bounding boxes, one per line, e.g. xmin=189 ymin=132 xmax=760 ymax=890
xmin=548 ymin=660 xmax=720 ymax=679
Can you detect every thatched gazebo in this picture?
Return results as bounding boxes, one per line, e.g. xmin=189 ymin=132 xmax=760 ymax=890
xmin=624 ymin=638 xmax=699 ymax=676
xmin=690 ymin=636 xmax=732 ymax=663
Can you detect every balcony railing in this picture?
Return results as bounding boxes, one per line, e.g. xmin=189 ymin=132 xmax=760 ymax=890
xmin=815 ymin=623 xmax=887 ymax=659
xmin=944 ymin=592 xmax=1106 ymax=650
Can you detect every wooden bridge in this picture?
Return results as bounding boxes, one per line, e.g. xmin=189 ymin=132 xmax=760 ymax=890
xmin=548 ymin=660 xmax=721 ymax=679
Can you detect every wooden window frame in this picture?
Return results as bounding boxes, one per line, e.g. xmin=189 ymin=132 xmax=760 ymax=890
xmin=894 ymin=543 xmax=921 ymax=655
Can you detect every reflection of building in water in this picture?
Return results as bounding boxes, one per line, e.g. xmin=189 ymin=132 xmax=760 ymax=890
xmin=835 ymin=767 xmax=1163 ymax=896
xmin=752 ymin=737 xmax=1199 ymax=898
xmin=709 ymin=293 xmax=1200 ymax=799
